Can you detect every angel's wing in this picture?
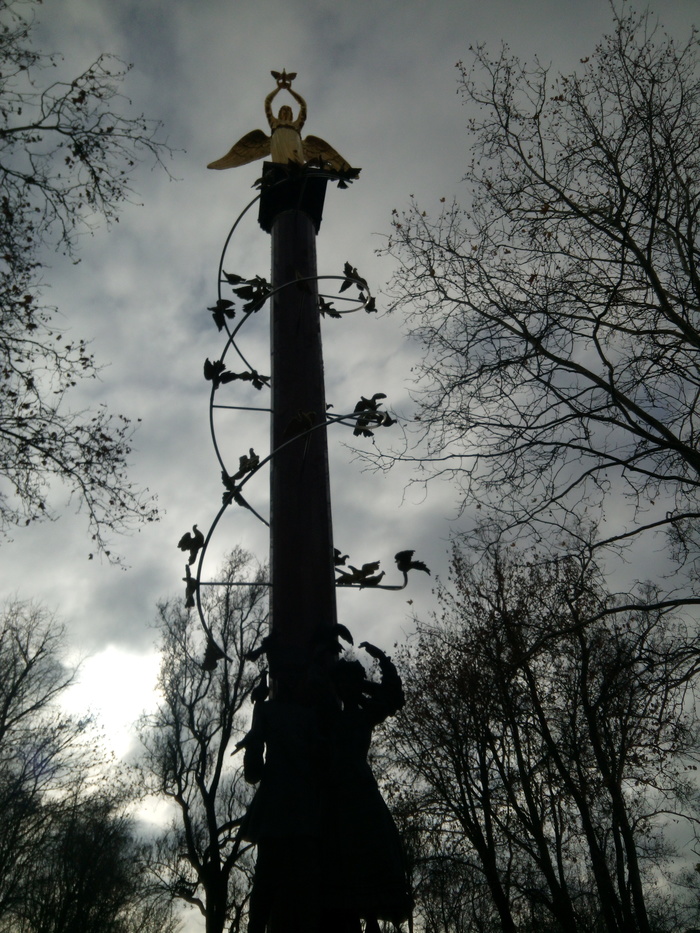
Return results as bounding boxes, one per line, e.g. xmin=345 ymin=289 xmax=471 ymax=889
xmin=303 ymin=134 xmax=353 ymax=173
xmin=207 ymin=129 xmax=270 ymax=170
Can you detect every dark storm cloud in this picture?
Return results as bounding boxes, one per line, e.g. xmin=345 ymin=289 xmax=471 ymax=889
xmin=4 ymin=0 xmax=698 ymax=752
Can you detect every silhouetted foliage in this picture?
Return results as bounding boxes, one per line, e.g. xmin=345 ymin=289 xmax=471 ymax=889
xmin=139 ymin=548 xmax=268 ymax=933
xmin=0 ymin=600 xmax=177 ymax=933
xmin=374 ymin=10 xmax=700 ymax=927
xmin=0 ymin=0 xmax=171 ymax=555
xmin=383 ymin=548 xmax=700 ymax=933
xmin=4 ymin=790 xmax=178 ymax=933
xmin=0 ymin=600 xmax=89 ymax=917
xmin=381 ymin=8 xmax=700 ymax=600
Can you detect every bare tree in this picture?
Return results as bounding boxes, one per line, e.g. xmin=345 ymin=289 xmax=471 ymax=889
xmin=384 ymin=789 xmax=494 ymax=933
xmin=0 ymin=0 xmax=171 ymax=554
xmin=4 ymin=788 xmax=179 ymax=933
xmin=0 ymin=600 xmax=177 ymax=933
xmin=382 ymin=8 xmax=700 ymax=595
xmin=139 ymin=548 xmax=268 ymax=933
xmin=384 ymin=548 xmax=700 ymax=933
xmin=0 ymin=600 xmax=94 ymax=918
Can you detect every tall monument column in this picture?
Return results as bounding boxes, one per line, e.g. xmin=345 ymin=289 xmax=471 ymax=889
xmin=266 ymin=170 xmax=337 ymax=681
xmin=208 ymin=67 xmax=351 ymax=683
xmin=205 ymin=70 xmax=412 ymax=933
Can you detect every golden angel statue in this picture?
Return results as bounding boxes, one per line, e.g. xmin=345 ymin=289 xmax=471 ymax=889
xmin=207 ymin=70 xmax=354 ymax=173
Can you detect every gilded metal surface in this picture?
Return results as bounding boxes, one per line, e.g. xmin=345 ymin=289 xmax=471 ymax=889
xmin=207 ymin=71 xmax=353 ymax=173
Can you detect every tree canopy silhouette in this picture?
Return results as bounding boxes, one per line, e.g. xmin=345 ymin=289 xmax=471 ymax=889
xmin=139 ymin=548 xmax=268 ymax=933
xmin=0 ymin=0 xmax=171 ymax=556
xmin=0 ymin=600 xmax=177 ymax=933
xmin=382 ymin=7 xmax=700 ymax=601
xmin=384 ymin=548 xmax=700 ymax=933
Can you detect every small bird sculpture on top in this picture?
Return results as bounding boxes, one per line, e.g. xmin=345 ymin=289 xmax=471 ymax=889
xmin=395 ymin=550 xmax=431 ymax=583
xmin=207 ymin=70 xmax=355 ymax=173
xmin=336 ymin=560 xmax=385 ymax=588
xmin=178 ymin=524 xmax=205 ymax=566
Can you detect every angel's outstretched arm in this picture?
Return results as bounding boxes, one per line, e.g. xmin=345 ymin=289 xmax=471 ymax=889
xmin=286 ymin=88 xmax=308 ymax=131
xmin=264 ymin=86 xmax=281 ymax=128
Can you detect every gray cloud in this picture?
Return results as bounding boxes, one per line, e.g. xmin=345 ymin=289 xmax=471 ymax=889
xmin=5 ymin=0 xmax=699 ymax=761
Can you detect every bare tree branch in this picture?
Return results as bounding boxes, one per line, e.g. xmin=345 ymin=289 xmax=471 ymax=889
xmin=0 ymin=0 xmax=173 ymax=557
xmin=378 ymin=9 xmax=700 ymax=595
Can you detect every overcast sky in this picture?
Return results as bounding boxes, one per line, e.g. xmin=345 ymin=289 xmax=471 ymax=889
xmin=4 ymin=0 xmax=698 ymax=760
